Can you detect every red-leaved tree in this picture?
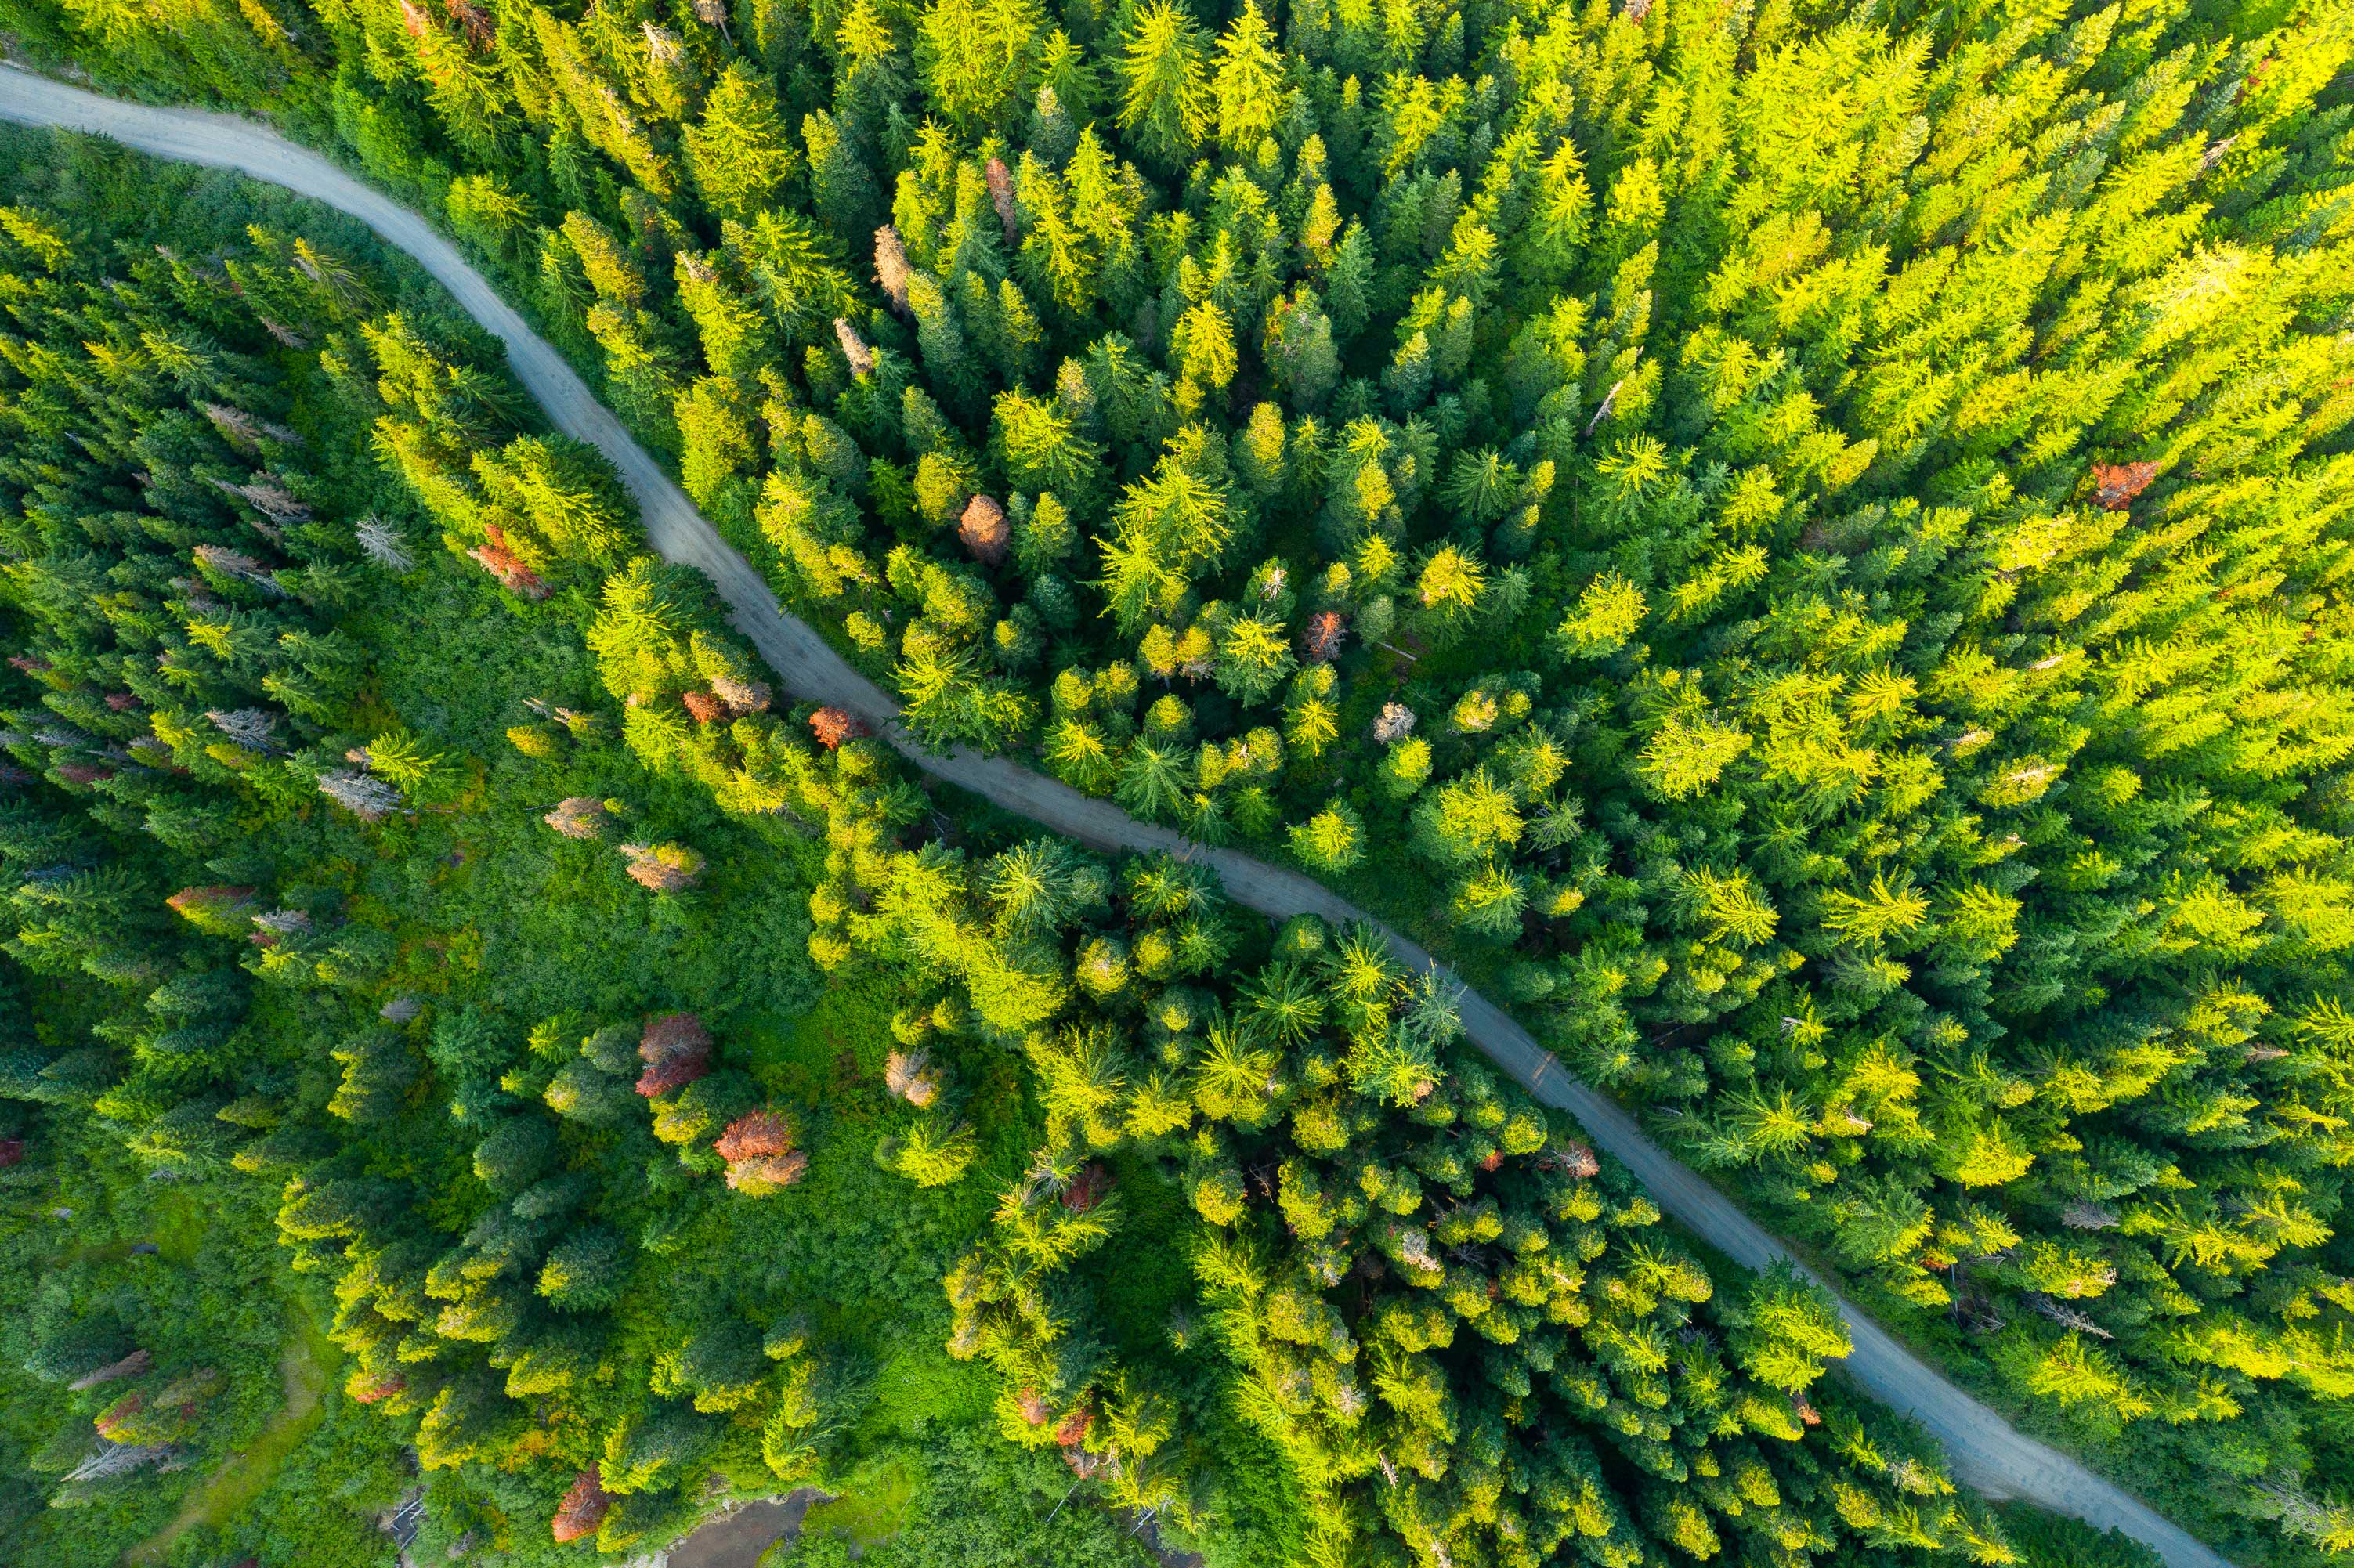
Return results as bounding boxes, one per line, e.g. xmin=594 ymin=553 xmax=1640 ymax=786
xmin=636 ymin=1013 xmax=712 ymax=1097
xmin=552 ymin=1465 xmax=609 ymax=1542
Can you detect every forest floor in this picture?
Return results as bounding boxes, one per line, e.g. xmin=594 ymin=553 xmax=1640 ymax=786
xmin=125 ymin=1304 xmax=338 ymax=1565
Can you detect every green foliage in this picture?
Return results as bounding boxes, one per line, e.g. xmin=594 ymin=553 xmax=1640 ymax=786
xmin=86 ymin=0 xmax=2336 ymax=1548
xmin=1993 ymin=1505 xmax=2166 ymax=1568
xmin=811 ymin=789 xmax=2001 ymax=1566
xmin=778 ymin=1426 xmax=1155 ymax=1568
xmin=0 ymin=141 xmax=857 ymax=1562
xmin=0 ymin=1115 xmax=407 ymax=1567
xmin=1 ymin=0 xmax=2350 ymax=1554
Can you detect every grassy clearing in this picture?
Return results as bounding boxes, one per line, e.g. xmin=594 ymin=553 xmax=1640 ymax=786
xmin=854 ymin=1344 xmax=996 ymax=1444
xmin=126 ymin=1299 xmax=341 ymax=1565
xmin=795 ymin=1454 xmax=924 ymax=1549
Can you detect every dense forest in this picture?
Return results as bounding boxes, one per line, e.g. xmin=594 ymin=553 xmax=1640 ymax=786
xmin=0 ymin=138 xmax=1077 ymax=1566
xmin=0 ymin=0 xmax=2346 ymax=1560
xmin=0 ymin=127 xmax=2168 ymax=1568
xmin=0 ymin=128 xmax=2059 ymax=1568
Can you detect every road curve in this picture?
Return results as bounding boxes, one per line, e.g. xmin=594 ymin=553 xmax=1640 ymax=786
xmin=0 ymin=64 xmax=2233 ymax=1568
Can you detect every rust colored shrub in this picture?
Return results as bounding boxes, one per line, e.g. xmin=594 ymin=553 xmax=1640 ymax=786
xmin=552 ymin=1466 xmax=609 ymax=1542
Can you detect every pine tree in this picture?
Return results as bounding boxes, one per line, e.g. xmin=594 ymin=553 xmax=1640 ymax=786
xmin=539 ymin=1226 xmax=630 ymax=1310
xmin=1115 ymin=1 xmax=1209 ymax=169
xmin=1289 ymin=803 xmax=1362 ymax=873
xmin=915 ymin=0 xmax=1048 ymax=136
xmin=685 ymin=65 xmax=799 ymax=224
xmin=1210 ymin=2 xmax=1285 ymax=157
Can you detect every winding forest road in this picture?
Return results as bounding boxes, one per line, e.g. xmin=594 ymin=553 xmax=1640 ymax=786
xmin=0 ymin=64 xmax=2236 ymax=1568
